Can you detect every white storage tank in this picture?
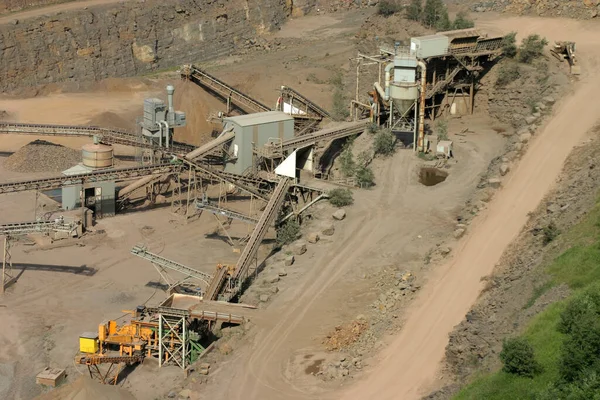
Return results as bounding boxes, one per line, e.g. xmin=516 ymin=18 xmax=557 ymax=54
xmin=82 ymin=143 xmax=114 ymax=168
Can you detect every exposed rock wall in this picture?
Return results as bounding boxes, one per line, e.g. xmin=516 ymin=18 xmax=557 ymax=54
xmin=0 ymin=0 xmax=293 ymax=91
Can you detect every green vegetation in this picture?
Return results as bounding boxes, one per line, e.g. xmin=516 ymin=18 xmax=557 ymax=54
xmin=406 ymin=0 xmax=422 ymax=21
xmin=377 ymin=0 xmax=401 ymax=16
xmin=356 ymin=166 xmax=375 ymax=188
xmin=328 ymin=188 xmax=354 ymax=207
xmin=452 ymin=11 xmax=475 ymax=30
xmin=330 ymin=71 xmax=349 ymax=121
xmin=543 ymin=221 xmax=560 ymax=245
xmin=276 ymin=219 xmax=301 ymax=246
xmin=373 ymin=128 xmax=397 ymax=156
xmin=501 ymin=32 xmax=518 ymax=59
xmin=339 ymin=141 xmax=356 ymax=177
xmin=495 ymin=63 xmax=521 ymax=87
xmin=517 ymin=34 xmax=548 ymax=64
xmin=436 ymin=120 xmax=448 ymax=141
xmin=455 ymin=197 xmax=600 ymax=400
xmin=499 ymin=337 xmax=543 ymax=378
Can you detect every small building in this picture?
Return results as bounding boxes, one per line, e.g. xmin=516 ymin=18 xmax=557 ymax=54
xmin=410 ymin=34 xmax=449 ymax=59
xmin=223 ymin=111 xmax=295 ymax=175
xmin=61 ymin=165 xmax=116 ymax=219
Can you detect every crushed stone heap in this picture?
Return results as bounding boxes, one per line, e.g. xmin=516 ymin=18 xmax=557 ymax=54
xmin=4 ymin=139 xmax=81 ymax=173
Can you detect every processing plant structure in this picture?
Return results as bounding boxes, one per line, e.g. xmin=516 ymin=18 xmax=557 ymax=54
xmin=0 ymin=27 xmax=508 ymax=385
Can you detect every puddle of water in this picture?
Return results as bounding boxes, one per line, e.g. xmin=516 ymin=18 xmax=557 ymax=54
xmin=419 ymin=167 xmax=448 ymax=187
xmin=304 ymin=358 xmax=324 ymax=375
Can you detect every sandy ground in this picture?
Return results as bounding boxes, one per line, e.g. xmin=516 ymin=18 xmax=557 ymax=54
xmin=340 ymin=14 xmax=600 ymax=400
xmin=0 ymin=0 xmax=133 ymax=25
xmin=0 ymin=7 xmax=580 ymax=400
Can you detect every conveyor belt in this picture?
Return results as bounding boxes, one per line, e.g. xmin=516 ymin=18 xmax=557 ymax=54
xmin=280 ymin=120 xmax=369 ymax=152
xmin=0 ymin=219 xmax=77 ymax=236
xmin=0 ymin=122 xmax=195 ymax=154
xmin=184 ymin=130 xmax=235 ymax=160
xmin=182 ymin=65 xmax=271 ymax=115
xmin=0 ymin=163 xmax=176 ymax=194
xmin=279 ymin=86 xmax=331 ymax=120
xmin=131 ymin=245 xmax=213 ymax=287
xmin=182 ymin=158 xmax=271 ymax=201
xmin=228 ymin=177 xmax=290 ymax=297
xmin=196 ymin=200 xmax=259 ymax=224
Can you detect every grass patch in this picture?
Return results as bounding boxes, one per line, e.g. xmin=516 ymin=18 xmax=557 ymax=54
xmin=454 ymin=197 xmax=600 ymax=399
xmin=455 ymin=303 xmax=566 ymax=400
xmin=523 ymin=280 xmax=555 ymax=309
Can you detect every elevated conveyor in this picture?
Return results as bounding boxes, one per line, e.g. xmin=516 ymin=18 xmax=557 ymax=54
xmin=0 ymin=122 xmax=195 ymax=154
xmin=196 ymin=199 xmax=259 ymax=224
xmin=0 ymin=163 xmax=176 ymax=194
xmin=280 ymin=120 xmax=369 ymax=153
xmin=278 ymin=86 xmax=331 ymax=120
xmin=182 ymin=65 xmax=271 ymax=115
xmin=206 ymin=177 xmax=290 ymax=300
xmin=131 ymin=245 xmax=213 ymax=287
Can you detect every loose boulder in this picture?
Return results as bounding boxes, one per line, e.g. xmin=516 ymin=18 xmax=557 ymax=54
xmin=332 ymin=209 xmax=346 ymax=220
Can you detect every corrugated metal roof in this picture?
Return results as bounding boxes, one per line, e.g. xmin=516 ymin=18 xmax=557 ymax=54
xmin=224 ymin=111 xmax=294 ymax=127
xmin=412 ymin=34 xmax=448 ymax=42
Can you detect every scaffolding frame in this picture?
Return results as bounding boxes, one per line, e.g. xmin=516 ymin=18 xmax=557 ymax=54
xmin=158 ymin=312 xmax=189 ymax=369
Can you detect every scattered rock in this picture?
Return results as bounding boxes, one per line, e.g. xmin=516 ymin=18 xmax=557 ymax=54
xmin=321 ymin=223 xmax=335 ymax=236
xmin=519 ymin=132 xmax=532 ymax=143
xmin=292 ymin=240 xmax=307 ymax=255
xmin=284 ymin=255 xmax=295 ymax=266
xmin=268 ymin=275 xmax=280 ymax=283
xmin=168 ymin=391 xmax=177 ymax=399
xmin=500 ymin=163 xmax=510 ymax=176
xmin=199 ymin=368 xmax=209 ymax=375
xmin=440 ymin=246 xmax=452 ymax=255
xmin=271 ymin=286 xmax=280 ymax=294
xmin=332 ymin=209 xmax=346 ymax=220
xmin=307 ymin=232 xmax=320 ymax=243
xmin=259 ymin=294 xmax=270 ymax=302
xmin=218 ymin=342 xmax=233 ymax=355
xmin=155 ymin=194 xmax=167 ymax=204
xmin=453 ymin=228 xmax=466 ymax=239
xmin=513 ymin=142 xmax=524 ymax=152
xmin=543 ymin=96 xmax=555 ymax=105
xmin=278 ymin=268 xmax=287 ymax=277
xmin=179 ymin=389 xmax=192 ymax=398
xmin=487 ymin=178 xmax=502 ymax=188
xmin=536 ymin=102 xmax=546 ymax=111
xmin=525 ymin=115 xmax=538 ymax=125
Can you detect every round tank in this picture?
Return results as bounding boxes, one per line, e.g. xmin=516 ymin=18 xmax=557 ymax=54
xmin=82 ymin=143 xmax=114 ymax=168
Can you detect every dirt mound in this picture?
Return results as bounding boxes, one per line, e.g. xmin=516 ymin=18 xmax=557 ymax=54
xmin=324 ymin=318 xmax=368 ymax=351
xmin=4 ymin=140 xmax=81 ymax=173
xmin=172 ymin=80 xmax=226 ymax=146
xmin=87 ymin=111 xmax=137 ymax=132
xmin=36 ymin=376 xmax=135 ymax=400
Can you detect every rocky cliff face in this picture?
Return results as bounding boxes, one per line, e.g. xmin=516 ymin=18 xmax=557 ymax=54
xmin=0 ymin=0 xmax=294 ymax=91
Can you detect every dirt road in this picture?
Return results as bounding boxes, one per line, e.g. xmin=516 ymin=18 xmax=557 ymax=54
xmin=0 ymin=0 xmax=130 ymax=25
xmin=342 ymin=15 xmax=600 ymax=400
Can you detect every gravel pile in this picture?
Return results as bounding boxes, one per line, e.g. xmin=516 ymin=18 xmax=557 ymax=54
xmin=4 ymin=139 xmax=81 ymax=173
